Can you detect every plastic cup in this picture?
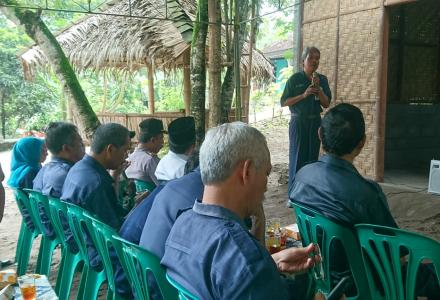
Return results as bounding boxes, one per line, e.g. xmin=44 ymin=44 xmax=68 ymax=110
xmin=18 ymin=275 xmax=36 ymax=300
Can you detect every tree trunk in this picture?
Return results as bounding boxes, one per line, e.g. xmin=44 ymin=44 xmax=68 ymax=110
xmin=0 ymin=90 xmax=5 ymax=139
xmin=208 ymin=0 xmax=222 ymax=127
xmin=219 ymin=0 xmax=249 ymax=123
xmin=0 ymin=2 xmax=100 ymax=140
xmin=190 ymin=0 xmax=209 ymax=145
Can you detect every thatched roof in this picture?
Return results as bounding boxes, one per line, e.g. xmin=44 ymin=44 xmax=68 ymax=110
xmin=20 ymin=0 xmax=273 ymax=81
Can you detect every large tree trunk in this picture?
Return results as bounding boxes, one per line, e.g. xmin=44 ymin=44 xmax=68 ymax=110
xmin=190 ymin=0 xmax=209 ymax=145
xmin=220 ymin=0 xmax=249 ymax=123
xmin=208 ymin=0 xmax=222 ymax=127
xmin=0 ymin=2 xmax=100 ymax=140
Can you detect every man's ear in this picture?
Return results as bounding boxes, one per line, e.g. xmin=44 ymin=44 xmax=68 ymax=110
xmin=318 ymin=127 xmax=323 ymax=142
xmin=242 ymin=160 xmax=253 ymax=185
xmin=357 ymin=135 xmax=366 ymax=151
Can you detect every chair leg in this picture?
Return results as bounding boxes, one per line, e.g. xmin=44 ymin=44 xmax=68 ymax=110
xmin=15 ymin=221 xmax=26 ymax=263
xmin=17 ymin=228 xmax=38 ymax=276
xmin=36 ymin=237 xmax=59 ymax=276
xmin=56 ymin=250 xmax=83 ymax=300
xmin=79 ymin=267 xmax=106 ymax=300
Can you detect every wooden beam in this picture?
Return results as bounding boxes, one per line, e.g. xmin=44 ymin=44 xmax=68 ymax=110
xmin=147 ymin=63 xmax=155 ymax=114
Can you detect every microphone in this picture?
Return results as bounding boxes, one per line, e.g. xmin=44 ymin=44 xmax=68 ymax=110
xmin=312 ymin=72 xmax=320 ymax=101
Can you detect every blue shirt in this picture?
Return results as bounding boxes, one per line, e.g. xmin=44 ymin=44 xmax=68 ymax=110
xmin=140 ymin=168 xmax=204 ymax=258
xmin=119 ymin=183 xmax=166 ymax=245
xmin=290 ymin=154 xmax=397 ymax=227
xmin=61 ymin=155 xmax=125 ymax=267
xmin=34 ymin=157 xmax=73 ymax=198
xmin=161 ymin=201 xmax=292 ymax=300
xmin=61 ymin=155 xmax=125 ymax=229
xmin=290 ymin=154 xmax=397 ymax=273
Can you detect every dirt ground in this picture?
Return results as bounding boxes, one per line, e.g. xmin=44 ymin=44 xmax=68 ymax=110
xmin=0 ymin=116 xmax=439 ymax=287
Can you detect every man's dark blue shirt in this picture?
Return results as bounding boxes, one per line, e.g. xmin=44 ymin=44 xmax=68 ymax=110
xmin=139 ymin=167 xmax=204 ymax=258
xmin=161 ymin=201 xmax=296 ymax=300
xmin=119 ymin=183 xmax=166 ymax=244
xmin=61 ymin=155 xmax=125 ymax=267
xmin=290 ymin=154 xmax=397 ymax=227
xmin=34 ymin=157 xmax=73 ymax=198
xmin=33 ymin=157 xmax=74 ymax=237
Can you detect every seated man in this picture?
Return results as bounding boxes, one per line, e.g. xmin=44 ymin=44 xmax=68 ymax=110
xmin=34 ymin=122 xmax=85 ymax=198
xmin=62 ymin=123 xmax=133 ymax=267
xmin=125 ymin=118 xmax=165 ymax=192
xmin=290 ymin=103 xmax=439 ymax=299
xmin=162 ymin=122 xmax=319 ymax=299
xmin=154 ymin=116 xmax=195 ymax=182
xmin=33 ymin=122 xmax=85 ymax=237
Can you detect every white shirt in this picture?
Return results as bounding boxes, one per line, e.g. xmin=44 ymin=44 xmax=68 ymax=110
xmin=154 ymin=151 xmax=188 ymax=181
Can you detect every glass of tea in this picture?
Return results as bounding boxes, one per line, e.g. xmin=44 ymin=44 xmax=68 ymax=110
xmin=18 ymin=275 xmax=36 ymax=300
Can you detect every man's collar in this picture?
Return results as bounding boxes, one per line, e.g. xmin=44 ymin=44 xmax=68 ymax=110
xmin=320 ymin=154 xmax=359 ymax=175
xmin=193 ymin=200 xmax=248 ymax=231
xmin=51 ymin=156 xmax=74 ymax=166
xmin=83 ymin=154 xmax=113 ymax=180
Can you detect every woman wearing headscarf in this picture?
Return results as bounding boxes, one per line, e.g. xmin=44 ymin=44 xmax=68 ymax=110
xmin=8 ymin=137 xmax=47 ymax=230
xmin=8 ymin=137 xmax=47 ymax=189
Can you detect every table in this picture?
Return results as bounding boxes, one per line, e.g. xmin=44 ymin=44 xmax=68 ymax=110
xmin=14 ymin=275 xmax=57 ymax=300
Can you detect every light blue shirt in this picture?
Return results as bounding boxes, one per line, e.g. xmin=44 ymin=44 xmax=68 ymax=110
xmin=161 ymin=201 xmax=294 ymax=300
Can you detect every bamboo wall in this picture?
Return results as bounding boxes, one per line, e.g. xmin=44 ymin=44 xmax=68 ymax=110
xmin=97 ymin=110 xmax=246 ymax=142
xmin=303 ymin=0 xmax=385 ymax=179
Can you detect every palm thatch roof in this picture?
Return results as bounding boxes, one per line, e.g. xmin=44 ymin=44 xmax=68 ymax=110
xmin=20 ymin=0 xmax=273 ymax=82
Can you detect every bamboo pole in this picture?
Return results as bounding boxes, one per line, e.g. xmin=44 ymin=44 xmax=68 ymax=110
xmin=147 ymin=63 xmax=155 ymax=114
xmin=183 ymin=50 xmax=191 ymax=116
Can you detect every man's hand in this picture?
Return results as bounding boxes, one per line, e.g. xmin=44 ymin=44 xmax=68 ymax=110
xmin=110 ymin=160 xmax=131 ymax=180
xmin=272 ymin=243 xmax=320 ymax=274
xmin=303 ymin=85 xmax=320 ymax=98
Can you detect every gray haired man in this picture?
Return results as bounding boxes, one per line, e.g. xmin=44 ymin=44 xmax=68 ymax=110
xmin=162 ymin=122 xmax=319 ymax=300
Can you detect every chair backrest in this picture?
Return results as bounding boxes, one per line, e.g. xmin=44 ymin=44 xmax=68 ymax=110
xmin=65 ymin=202 xmax=93 ymax=264
xmin=112 ymin=235 xmax=178 ymax=300
xmin=87 ymin=214 xmax=119 ymax=293
xmin=166 ymin=273 xmax=199 ymax=300
xmin=13 ymin=189 xmax=40 ymax=232
xmin=134 ymin=179 xmax=155 ymax=193
xmin=47 ymin=197 xmax=70 ymax=248
xmin=25 ymin=189 xmax=53 ymax=238
xmin=355 ymin=224 xmax=440 ymax=300
xmin=293 ymin=203 xmax=371 ymax=300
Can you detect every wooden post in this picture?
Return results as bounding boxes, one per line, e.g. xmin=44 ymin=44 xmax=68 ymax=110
xmin=375 ymin=5 xmax=389 ymax=182
xmin=208 ymin=0 xmax=222 ymax=127
xmin=183 ymin=50 xmax=191 ymax=116
xmin=147 ymin=63 xmax=155 ymax=114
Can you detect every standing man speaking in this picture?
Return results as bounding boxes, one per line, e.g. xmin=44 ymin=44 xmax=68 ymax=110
xmin=281 ymin=46 xmax=332 ymax=193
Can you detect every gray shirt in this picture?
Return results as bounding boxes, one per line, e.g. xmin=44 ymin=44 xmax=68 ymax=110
xmin=125 ymin=146 xmax=160 ymax=185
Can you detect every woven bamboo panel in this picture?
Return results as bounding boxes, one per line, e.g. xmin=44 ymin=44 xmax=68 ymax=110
xmin=339 ymin=0 xmax=382 ymax=15
xmin=352 ymin=101 xmax=377 ymax=178
xmin=337 ymin=8 xmax=382 ymax=103
xmin=303 ymin=0 xmax=338 ymax=23
xmin=302 ymin=17 xmax=338 ymax=91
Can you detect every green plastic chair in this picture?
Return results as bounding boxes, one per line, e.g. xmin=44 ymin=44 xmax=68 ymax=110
xmin=166 ymin=273 xmax=199 ymax=300
xmin=25 ymin=189 xmax=61 ymax=277
xmin=112 ymin=235 xmax=178 ymax=300
xmin=356 ymin=224 xmax=440 ymax=300
xmin=66 ymin=202 xmax=106 ymax=300
xmin=134 ymin=179 xmax=156 ymax=193
xmin=48 ymin=197 xmax=84 ymax=299
xmin=12 ymin=189 xmax=41 ymax=275
xmin=292 ymin=203 xmax=372 ymax=300
xmin=86 ymin=213 xmax=123 ymax=300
